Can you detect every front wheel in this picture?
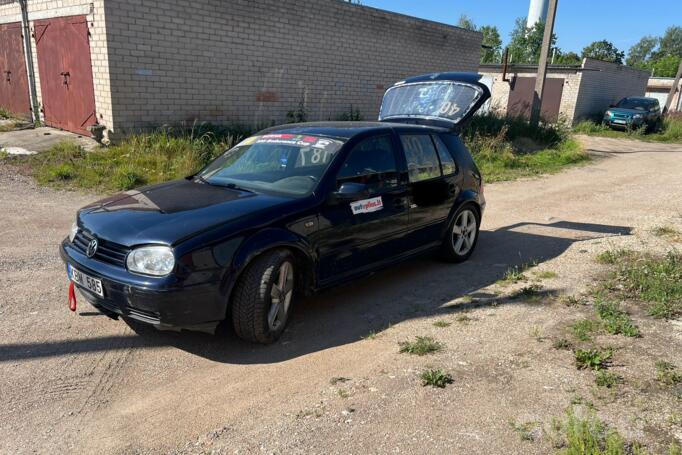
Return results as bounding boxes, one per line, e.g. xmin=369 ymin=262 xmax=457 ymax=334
xmin=232 ymin=249 xmax=296 ymax=344
xmin=441 ymin=205 xmax=480 ymax=263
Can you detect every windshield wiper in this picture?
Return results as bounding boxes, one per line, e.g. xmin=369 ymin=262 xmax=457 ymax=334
xmin=221 ymin=182 xmax=255 ymax=193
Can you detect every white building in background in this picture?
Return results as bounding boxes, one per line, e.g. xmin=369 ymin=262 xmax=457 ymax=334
xmin=527 ymin=0 xmax=549 ymax=27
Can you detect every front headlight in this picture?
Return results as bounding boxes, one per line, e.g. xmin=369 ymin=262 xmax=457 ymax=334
xmin=69 ymin=222 xmax=79 ymax=242
xmin=604 ymin=110 xmax=613 ymax=118
xmin=633 ymin=114 xmax=644 ymax=120
xmin=126 ymin=246 xmax=175 ymax=276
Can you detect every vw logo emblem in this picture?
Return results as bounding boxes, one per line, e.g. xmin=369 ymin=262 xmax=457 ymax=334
xmin=86 ymin=239 xmax=98 ymax=258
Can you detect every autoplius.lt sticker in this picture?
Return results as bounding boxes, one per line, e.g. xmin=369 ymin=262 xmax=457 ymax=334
xmin=350 ymin=196 xmax=383 ymax=215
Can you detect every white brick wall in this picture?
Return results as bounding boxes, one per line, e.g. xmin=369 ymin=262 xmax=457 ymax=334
xmin=573 ymin=58 xmax=650 ymax=121
xmin=102 ymin=0 xmax=482 ymax=133
xmin=2 ymin=0 xmax=481 ymax=136
xmin=480 ymin=58 xmax=650 ymax=124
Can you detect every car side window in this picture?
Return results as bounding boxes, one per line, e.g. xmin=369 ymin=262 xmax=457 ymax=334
xmin=400 ymin=135 xmax=442 ymax=183
xmin=336 ymin=135 xmax=399 ymax=192
xmin=432 ymin=135 xmax=457 ymax=175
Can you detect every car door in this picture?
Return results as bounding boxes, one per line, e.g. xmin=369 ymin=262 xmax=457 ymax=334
xmin=316 ymin=134 xmax=410 ymax=285
xmin=399 ymin=133 xmax=461 ymax=247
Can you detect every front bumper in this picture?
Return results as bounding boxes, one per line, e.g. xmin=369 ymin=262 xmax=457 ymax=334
xmin=59 ymin=240 xmax=227 ymax=332
xmin=604 ymin=118 xmax=644 ymax=130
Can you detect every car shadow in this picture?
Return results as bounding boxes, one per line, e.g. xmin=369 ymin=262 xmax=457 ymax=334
xmin=0 ymin=220 xmax=631 ymax=364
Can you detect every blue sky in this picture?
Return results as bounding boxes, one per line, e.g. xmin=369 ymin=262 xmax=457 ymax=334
xmin=360 ymin=0 xmax=681 ymax=56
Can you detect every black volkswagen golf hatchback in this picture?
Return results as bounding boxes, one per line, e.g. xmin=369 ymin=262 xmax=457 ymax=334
xmin=60 ymin=73 xmax=490 ymax=343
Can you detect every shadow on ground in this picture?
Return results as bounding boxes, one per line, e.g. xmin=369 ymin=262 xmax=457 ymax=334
xmin=0 ymin=220 xmax=631 ymax=364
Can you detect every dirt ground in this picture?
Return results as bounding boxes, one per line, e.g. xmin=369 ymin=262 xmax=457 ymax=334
xmin=0 ymin=135 xmax=681 ymax=454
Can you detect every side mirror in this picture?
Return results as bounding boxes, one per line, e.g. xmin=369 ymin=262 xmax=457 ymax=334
xmin=329 ymin=182 xmax=369 ymax=204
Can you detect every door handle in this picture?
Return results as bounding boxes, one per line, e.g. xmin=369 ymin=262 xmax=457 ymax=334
xmin=60 ymin=71 xmax=70 ymax=86
xmin=4 ymin=70 xmax=10 ymax=82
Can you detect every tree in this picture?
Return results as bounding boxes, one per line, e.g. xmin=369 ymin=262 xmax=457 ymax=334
xmin=507 ymin=17 xmax=556 ymax=64
xmin=656 ymin=26 xmax=682 ymax=59
xmin=480 ymin=25 xmax=502 ymax=63
xmin=627 ymin=36 xmax=659 ymax=67
xmin=554 ymin=50 xmax=582 ymax=65
xmin=457 ymin=14 xmax=477 ymax=31
xmin=647 ymin=55 xmax=682 ymax=77
xmin=582 ymin=40 xmax=625 ymax=64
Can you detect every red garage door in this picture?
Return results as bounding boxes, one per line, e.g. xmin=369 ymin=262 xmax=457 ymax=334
xmin=507 ymin=77 xmax=564 ymax=123
xmin=34 ymin=15 xmax=97 ymax=135
xmin=0 ymin=22 xmax=30 ymax=117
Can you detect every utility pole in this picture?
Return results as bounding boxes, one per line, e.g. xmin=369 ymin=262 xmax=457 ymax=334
xmin=530 ymin=0 xmax=559 ymax=127
xmin=17 ymin=0 xmax=40 ymax=125
xmin=663 ymin=59 xmax=682 ymax=114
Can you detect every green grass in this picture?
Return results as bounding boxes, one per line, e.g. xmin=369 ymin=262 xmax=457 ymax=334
xmin=612 ymin=252 xmax=682 ymax=319
xmin=595 ymin=371 xmax=624 ymax=388
xmin=652 ymin=226 xmax=682 ymax=241
xmin=555 ymin=410 xmax=647 ymax=455
xmin=574 ymin=116 xmax=682 ymax=144
xmin=594 ymin=300 xmax=640 ymax=338
xmin=553 ymin=338 xmax=573 ymax=350
xmin=499 ymin=260 xmax=538 ymax=284
xmin=463 ymin=113 xmax=588 ymax=183
xmin=420 ymin=368 xmax=454 ymax=388
xmin=596 ymin=249 xmax=635 ymax=265
xmin=575 ymin=348 xmax=613 ymax=371
xmin=398 ymin=336 xmax=444 ymax=356
xmin=0 ymin=106 xmax=14 ymax=119
xmin=537 ymin=271 xmax=558 ymax=279
xmin=572 ymin=319 xmax=600 ymax=342
xmin=1 ymin=124 xmax=249 ymax=192
xmin=656 ymin=361 xmax=682 ymax=385
xmin=508 ymin=419 xmax=538 ymax=442
xmin=433 ymin=320 xmax=451 ymax=328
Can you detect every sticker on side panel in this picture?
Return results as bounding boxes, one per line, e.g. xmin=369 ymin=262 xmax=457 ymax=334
xmin=350 ymin=197 xmax=383 ymax=215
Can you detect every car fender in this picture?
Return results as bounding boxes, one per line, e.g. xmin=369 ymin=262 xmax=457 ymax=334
xmin=441 ymin=190 xmax=483 ymax=239
xmin=224 ymin=227 xmax=317 ymax=300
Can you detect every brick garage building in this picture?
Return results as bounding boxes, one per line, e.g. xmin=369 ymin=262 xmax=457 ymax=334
xmin=479 ymin=58 xmax=650 ymax=124
xmin=0 ymin=0 xmax=482 ymax=139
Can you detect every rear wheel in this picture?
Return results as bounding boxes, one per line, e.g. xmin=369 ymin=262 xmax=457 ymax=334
xmin=232 ymin=249 xmax=295 ymax=344
xmin=441 ymin=205 xmax=480 ymax=263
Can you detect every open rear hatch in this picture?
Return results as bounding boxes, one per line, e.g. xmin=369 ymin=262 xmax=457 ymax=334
xmin=379 ymin=73 xmax=491 ymax=130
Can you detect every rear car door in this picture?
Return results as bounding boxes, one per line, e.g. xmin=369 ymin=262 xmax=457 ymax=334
xmin=317 ymin=134 xmax=410 ymax=284
xmin=399 ymin=133 xmax=461 ymax=246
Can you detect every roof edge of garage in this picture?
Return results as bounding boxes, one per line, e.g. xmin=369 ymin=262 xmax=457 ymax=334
xmin=479 ymin=63 xmax=583 ymax=74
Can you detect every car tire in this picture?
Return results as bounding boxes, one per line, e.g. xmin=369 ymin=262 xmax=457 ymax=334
xmin=441 ymin=204 xmax=480 ymax=263
xmin=232 ymin=249 xmax=296 ymax=344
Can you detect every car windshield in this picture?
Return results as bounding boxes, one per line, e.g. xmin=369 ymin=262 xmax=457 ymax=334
xmin=198 ymin=134 xmax=345 ymax=197
xmin=616 ymin=99 xmax=649 ymax=110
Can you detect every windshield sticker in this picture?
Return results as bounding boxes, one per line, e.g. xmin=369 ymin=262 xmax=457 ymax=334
xmin=237 ymin=136 xmax=259 ymax=147
xmin=256 ymin=134 xmax=341 ymax=149
xmin=350 ymin=196 xmax=384 ymax=215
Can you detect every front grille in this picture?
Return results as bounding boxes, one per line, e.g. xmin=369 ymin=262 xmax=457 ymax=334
xmin=613 ymin=113 xmax=630 ymax=120
xmin=72 ymin=230 xmax=130 ymax=267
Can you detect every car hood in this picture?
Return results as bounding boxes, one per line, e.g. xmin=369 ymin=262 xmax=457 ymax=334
xmin=608 ymin=108 xmax=646 ymax=116
xmin=78 ymin=179 xmax=299 ymax=247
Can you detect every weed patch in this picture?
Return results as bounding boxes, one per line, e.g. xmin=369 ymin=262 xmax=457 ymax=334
xmin=595 ymin=371 xmax=624 ymax=388
xmin=508 ymin=419 xmax=538 ymax=442
xmin=1 ymin=125 xmax=249 ymax=192
xmin=656 ymin=361 xmax=682 ymax=385
xmin=420 ymin=369 xmax=453 ymax=388
xmin=596 ymin=250 xmax=682 ymax=319
xmin=575 ymin=349 xmax=613 ymax=371
xmin=399 ymin=337 xmax=443 ymax=356
xmin=554 ymin=410 xmax=646 ymax=454
xmin=537 ymin=271 xmax=558 ymax=279
xmin=653 ymin=226 xmax=681 ymax=241
xmin=433 ymin=320 xmax=451 ymax=328
xmin=572 ymin=319 xmax=600 ymax=342
xmin=594 ymin=300 xmax=640 ymax=338
xmin=575 ymin=116 xmax=682 ymax=144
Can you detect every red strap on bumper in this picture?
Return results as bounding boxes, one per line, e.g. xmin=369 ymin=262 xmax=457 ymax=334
xmin=68 ymin=282 xmax=77 ymax=312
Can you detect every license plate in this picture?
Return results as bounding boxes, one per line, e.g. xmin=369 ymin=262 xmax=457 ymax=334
xmin=613 ymin=119 xmax=627 ymax=124
xmin=68 ymin=264 xmax=104 ymax=297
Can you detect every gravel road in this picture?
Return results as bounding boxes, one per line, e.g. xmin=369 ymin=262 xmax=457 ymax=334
xmin=1 ymin=135 xmax=681 ymax=454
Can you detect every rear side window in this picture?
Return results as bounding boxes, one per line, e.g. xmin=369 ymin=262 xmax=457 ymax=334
xmin=400 ymin=135 xmax=442 ymax=183
xmin=337 ymin=135 xmax=399 ymax=192
xmin=432 ymin=135 xmax=457 ymax=175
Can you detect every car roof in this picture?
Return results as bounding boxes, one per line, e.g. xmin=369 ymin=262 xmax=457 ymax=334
xmin=621 ymin=97 xmax=657 ymax=102
xmin=259 ymin=121 xmax=450 ymax=140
